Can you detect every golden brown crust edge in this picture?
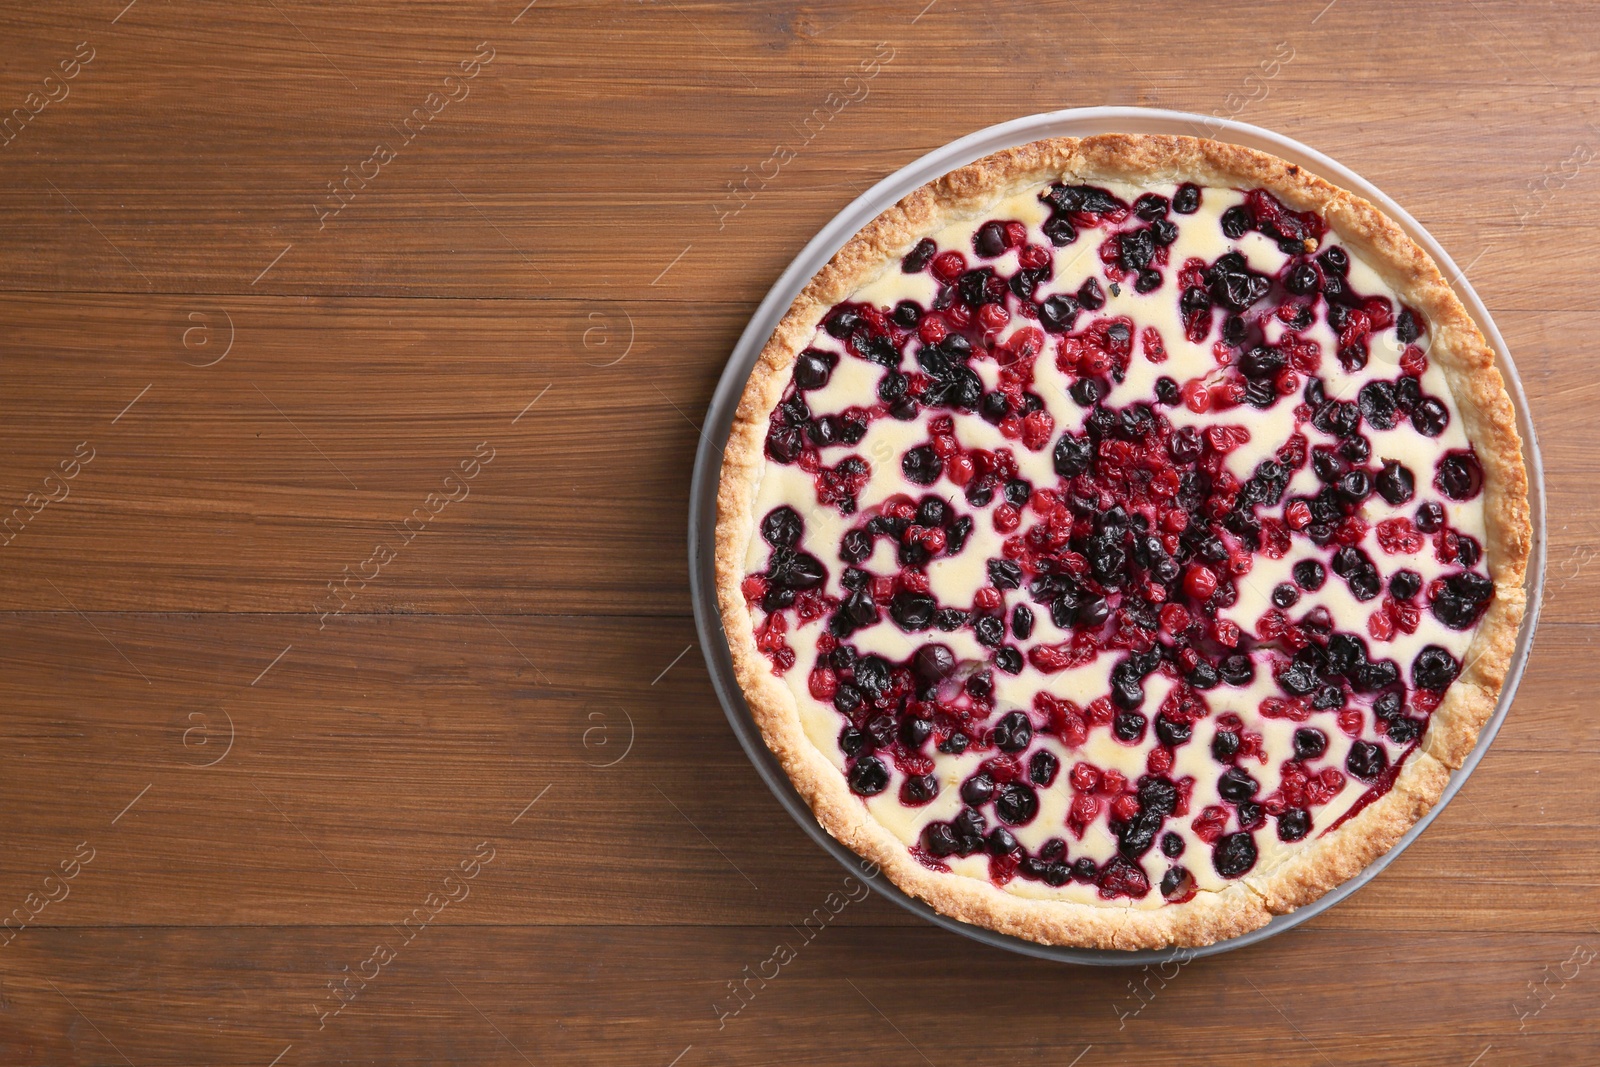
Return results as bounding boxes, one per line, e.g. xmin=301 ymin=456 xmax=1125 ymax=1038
xmin=713 ymin=134 xmax=1531 ymax=949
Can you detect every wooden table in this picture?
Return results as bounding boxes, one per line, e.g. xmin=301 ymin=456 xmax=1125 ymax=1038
xmin=0 ymin=1 xmax=1592 ymax=1063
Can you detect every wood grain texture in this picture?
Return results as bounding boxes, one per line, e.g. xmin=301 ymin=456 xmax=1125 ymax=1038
xmin=0 ymin=0 xmax=1595 ymax=1063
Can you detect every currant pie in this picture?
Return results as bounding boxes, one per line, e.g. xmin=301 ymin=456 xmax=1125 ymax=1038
xmin=715 ymin=135 xmax=1530 ymax=949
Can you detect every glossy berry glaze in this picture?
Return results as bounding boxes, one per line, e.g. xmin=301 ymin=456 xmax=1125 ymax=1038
xmin=740 ymin=179 xmax=1493 ymax=909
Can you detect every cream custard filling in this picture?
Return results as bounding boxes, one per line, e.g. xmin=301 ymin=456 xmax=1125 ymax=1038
xmin=738 ymin=176 xmax=1493 ymax=909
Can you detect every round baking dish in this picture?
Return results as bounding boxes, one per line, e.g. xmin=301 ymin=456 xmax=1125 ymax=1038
xmin=689 ymin=107 xmax=1545 ymax=965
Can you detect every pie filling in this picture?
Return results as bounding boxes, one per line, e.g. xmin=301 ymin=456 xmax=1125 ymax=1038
xmin=740 ymin=179 xmax=1492 ymax=908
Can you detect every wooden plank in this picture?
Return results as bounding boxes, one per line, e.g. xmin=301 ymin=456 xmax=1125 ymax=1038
xmin=0 ymin=295 xmax=1587 ymax=617
xmin=0 ymin=926 xmax=1593 ymax=1066
xmin=0 ymin=292 xmax=713 ymax=614
xmin=0 ymin=4 xmax=1592 ymax=308
xmin=0 ymin=612 xmax=1591 ymax=931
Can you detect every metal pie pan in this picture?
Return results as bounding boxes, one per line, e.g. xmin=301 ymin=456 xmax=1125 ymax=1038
xmin=688 ymin=107 xmax=1545 ymax=965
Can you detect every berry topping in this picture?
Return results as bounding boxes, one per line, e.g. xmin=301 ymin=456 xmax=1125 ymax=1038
xmin=1429 ymin=572 xmax=1495 ymax=629
xmin=1212 ymin=832 xmax=1258 ymax=878
xmin=901 ymin=446 xmax=942 ymax=485
xmin=902 ymin=238 xmax=937 ymax=273
xmin=1293 ymin=727 xmax=1328 ymax=760
xmin=991 ymin=710 xmax=1034 ymax=752
xmin=1412 ymin=398 xmax=1449 ymax=437
xmin=995 ymin=782 xmax=1040 ymax=826
xmin=1344 ymin=741 xmax=1388 ymax=781
xmin=848 ymin=757 xmax=889 ymax=796
xmin=1277 ymin=809 xmax=1311 ymax=842
xmin=744 ymin=173 xmax=1500 ymax=910
xmin=1435 ymin=450 xmax=1484 ymax=501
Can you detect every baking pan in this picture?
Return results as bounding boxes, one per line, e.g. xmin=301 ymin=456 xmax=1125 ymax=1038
xmin=688 ymin=107 xmax=1545 ymax=965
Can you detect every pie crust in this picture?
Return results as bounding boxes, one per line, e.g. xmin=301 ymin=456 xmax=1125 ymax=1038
xmin=714 ymin=134 xmax=1530 ymax=949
